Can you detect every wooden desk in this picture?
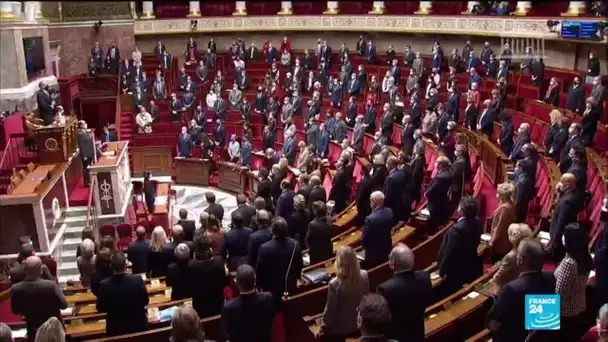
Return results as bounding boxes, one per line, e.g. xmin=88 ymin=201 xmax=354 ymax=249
xmin=33 ymin=115 xmax=78 ymax=163
xmin=28 ymin=165 xmax=54 ymax=180
xmin=131 ymin=146 xmax=173 ymax=177
xmin=174 ymin=158 xmax=210 ymax=186
xmin=10 ymin=165 xmax=55 ymax=194
xmin=218 ymin=161 xmax=247 ymax=193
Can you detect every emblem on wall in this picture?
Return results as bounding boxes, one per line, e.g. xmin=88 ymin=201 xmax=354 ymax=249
xmin=97 ymin=172 xmax=116 ymax=215
xmin=51 ymin=197 xmax=62 ymax=228
xmin=45 ymin=138 xmax=59 ymax=151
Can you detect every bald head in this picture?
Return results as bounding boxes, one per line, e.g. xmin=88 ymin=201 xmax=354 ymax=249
xmin=517 ymin=238 xmax=546 ymax=271
xmin=136 ymin=226 xmax=146 ymax=240
xmin=172 ymin=225 xmax=184 ymax=241
xmin=370 ymin=191 xmax=385 ymax=208
xmin=389 ymin=243 xmax=414 ymax=272
xmin=24 ymin=256 xmax=42 ymax=277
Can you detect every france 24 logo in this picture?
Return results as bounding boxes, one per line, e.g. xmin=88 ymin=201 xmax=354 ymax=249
xmin=525 ymin=295 xmax=560 ymax=330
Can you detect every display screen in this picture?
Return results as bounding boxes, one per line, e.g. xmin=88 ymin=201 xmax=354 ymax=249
xmin=561 ymin=21 xmax=604 ymax=40
xmin=23 ymin=37 xmax=45 ymax=80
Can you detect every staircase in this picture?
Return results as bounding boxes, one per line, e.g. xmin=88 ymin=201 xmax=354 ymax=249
xmin=57 ymin=206 xmax=90 ymax=284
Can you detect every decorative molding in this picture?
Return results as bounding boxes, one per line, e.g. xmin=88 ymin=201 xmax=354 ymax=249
xmin=0 ymin=75 xmax=58 ymax=100
xmin=132 ymin=16 xmax=597 ymax=39
xmin=61 ymin=2 xmax=132 ymax=21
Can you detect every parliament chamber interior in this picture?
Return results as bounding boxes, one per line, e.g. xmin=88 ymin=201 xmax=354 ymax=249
xmin=0 ymin=1 xmax=607 ymax=341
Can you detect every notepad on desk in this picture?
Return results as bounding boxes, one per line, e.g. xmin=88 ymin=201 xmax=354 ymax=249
xmin=61 ymin=307 xmax=74 ymax=316
xmin=155 ymin=196 xmax=168 ymax=206
xmin=11 ymin=329 xmax=27 ymax=339
xmin=538 ymin=231 xmax=550 ymax=240
xmin=480 ymin=234 xmax=491 ymax=243
xmin=420 ymin=208 xmax=430 ymax=217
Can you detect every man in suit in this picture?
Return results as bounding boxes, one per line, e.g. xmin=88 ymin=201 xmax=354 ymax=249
xmin=590 ymin=76 xmax=606 ymax=104
xmin=266 ymin=42 xmax=277 ymax=63
xmin=468 ymin=67 xmax=481 ymax=90
xmin=567 ymin=146 xmax=588 ymax=196
xmin=362 ymin=191 xmax=394 ymax=269
xmin=76 ymin=120 xmax=95 ymax=187
xmin=549 ymin=173 xmax=581 ymax=260
xmin=214 ymin=119 xmax=227 ymax=148
xmin=100 ymin=125 xmax=117 ymax=143
xmin=150 ymin=71 xmax=168 ymax=101
xmin=221 ymin=212 xmax=253 ymax=271
xmin=195 ymin=60 xmax=208 ymax=83
xmin=363 ymin=100 xmax=377 ymax=133
xmin=256 ymin=217 xmax=303 ymax=307
xmin=309 ymin=175 xmax=327 ymax=209
xmin=352 ymin=115 xmax=366 ymax=155
xmin=365 ymin=40 xmax=377 ymax=64
xmin=329 ymin=158 xmax=351 ymax=214
xmin=240 ymin=136 xmax=253 ymax=168
xmin=477 ymin=99 xmax=495 ymax=137
xmin=168 ymin=93 xmax=182 ymax=122
xmin=513 ymin=160 xmax=534 ymax=223
xmin=347 ymin=73 xmax=361 ymax=97
xmin=177 ymin=126 xmax=193 ymax=158
xmin=426 ymin=156 xmax=453 ymax=233
xmin=204 ymin=192 xmax=225 ymax=222
xmin=559 ymin=123 xmax=582 ymax=174
xmin=189 ymin=234 xmax=228 ymax=318
xmin=496 ymin=112 xmax=514 ymax=155
xmin=177 ymin=209 xmax=196 ymax=241
xmin=247 ymin=209 xmax=273 ymax=263
xmin=160 ymin=50 xmax=172 ymax=72
xmin=431 ymin=47 xmax=442 ymax=73
xmin=377 ymin=243 xmax=431 ymax=342
xmin=214 ymin=96 xmax=227 ymax=121
xmin=316 ymin=123 xmax=330 ymax=159
xmin=509 ymin=123 xmax=531 ymax=161
xmin=282 ymin=131 xmax=296 ymax=166
xmin=400 ymin=115 xmax=415 ymax=156
xmin=356 ymin=35 xmax=367 ymax=56
xmin=11 ymin=256 xmax=67 ymax=338
xmin=222 ymin=264 xmax=275 ymax=342
xmin=358 ymin=294 xmax=394 ymax=341
xmin=247 ymin=42 xmax=259 ymax=61
xmin=37 ymin=82 xmax=55 ymax=125
xmin=487 ymin=238 xmax=556 ymax=342
xmin=383 ymin=156 xmax=405 ymax=223
xmin=233 ymin=193 xmax=256 ymax=228
xmin=96 ymin=252 xmax=149 ymax=336
xmin=275 ymin=179 xmax=296 ymax=220
xmin=163 ymin=225 xmax=194 ymax=266
xmin=446 ymin=86 xmax=461 ymax=123
xmin=262 ymin=125 xmax=275 ymax=151
xmin=567 ymin=77 xmax=584 ymax=114
xmin=9 ymin=243 xmax=53 ymax=284
xmin=389 ymin=59 xmax=401 ymax=86
xmin=127 ymin=227 xmax=150 ymax=274
xmin=405 ymin=69 xmax=419 ymax=98
xmin=450 ymin=145 xmax=469 ymax=208
xmin=380 ymin=104 xmax=394 ymax=144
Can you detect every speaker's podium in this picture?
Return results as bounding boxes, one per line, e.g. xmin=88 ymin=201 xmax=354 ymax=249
xmin=89 ymin=141 xmax=133 ymax=224
xmin=174 ymin=157 xmax=211 ymax=186
xmin=218 ymin=161 xmax=248 ymax=193
xmin=33 ymin=115 xmax=78 ymax=163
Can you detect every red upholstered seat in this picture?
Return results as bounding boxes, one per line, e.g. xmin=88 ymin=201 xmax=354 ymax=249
xmin=99 ymin=224 xmax=116 ymax=239
xmin=42 ymin=258 xmax=57 ymax=278
xmin=116 ymin=223 xmax=133 ymax=251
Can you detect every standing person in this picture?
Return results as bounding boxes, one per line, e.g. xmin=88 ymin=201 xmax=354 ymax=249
xmin=143 ymin=172 xmax=156 ymax=214
xmin=306 ymin=201 xmax=334 ymax=265
xmin=221 ymin=265 xmax=275 ymax=342
xmin=76 ymin=239 xmax=96 ymax=287
xmin=362 ymin=191 xmax=394 ymax=269
xmin=319 ymin=246 xmax=370 ymax=341
xmin=166 ymin=243 xmax=192 ymax=301
xmin=221 ymin=212 xmax=253 ymax=271
xmin=425 ymin=156 xmax=452 ymax=233
xmin=189 ymin=234 xmax=229 ymax=318
xmin=127 ymin=226 xmax=150 ymax=275
xmin=377 ymin=243 xmax=431 ymax=342
xmin=549 ymin=173 xmax=581 ymax=261
xmin=77 ymin=120 xmax=95 ymax=187
xmin=10 ymin=256 xmax=67 ymax=339
xmin=96 ymin=252 xmax=149 ymax=337
xmin=489 ymin=183 xmax=517 ymax=262
xmin=36 ymin=81 xmax=55 ymax=125
xmin=491 ymin=224 xmax=534 ymax=289
xmin=247 ymin=210 xmax=273 ymax=267
xmin=357 ymin=294 xmax=394 ymax=342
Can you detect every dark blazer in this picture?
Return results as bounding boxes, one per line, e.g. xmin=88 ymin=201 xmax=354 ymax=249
xmin=306 ymin=216 xmax=334 ymax=265
xmin=329 ymin=168 xmax=351 ymax=213
xmin=364 ymin=106 xmax=377 ymax=133
xmin=127 ymin=239 xmax=150 ymax=275
xmin=270 ymin=169 xmax=287 ymax=206
xmin=178 ymin=134 xmax=194 ymax=157
xmin=545 ymin=124 xmax=560 ymax=151
xmin=11 ymin=277 xmax=67 ymax=337
xmin=450 ymin=157 xmax=469 ymax=197
xmin=509 ymin=134 xmax=530 ymax=161
xmin=487 ymin=271 xmax=556 ymax=342
xmin=256 ymin=238 xmax=303 ymax=303
xmin=257 ymin=178 xmax=273 ymax=211
xmin=166 ymin=260 xmax=191 ymax=301
xmin=356 ymin=175 xmax=374 ymax=225
xmin=499 ymin=120 xmax=514 ymax=155
xmin=316 ymin=131 xmax=330 ymax=157
xmin=514 ymin=172 xmax=535 ymax=222
xmin=549 ymin=127 xmax=569 ymax=163
xmin=162 ymin=240 xmax=194 ymax=266
xmin=282 ymin=138 xmax=297 ymax=166
xmin=438 ymin=218 xmax=483 ymax=289
xmin=214 ymin=125 xmax=227 ymax=147
xmin=383 ymin=169 xmax=405 ymax=221
xmin=309 ymin=186 xmax=327 ymax=209
xmin=377 ymin=270 xmax=432 ymax=342
xmin=248 ymin=227 xmax=273 ymax=267
xmin=188 ymin=256 xmax=229 ymax=317
xmin=221 ymin=227 xmax=254 ymax=271
xmin=544 ymin=87 xmax=559 ymax=106
xmin=549 ymin=190 xmax=581 ymax=249
xmin=288 ymin=208 xmax=311 ymax=249
xmin=77 ymin=130 xmax=95 ymax=159
xmin=263 ymin=131 xmax=276 ymax=151
xmin=567 ymin=163 xmax=587 ymax=195
xmin=362 ymin=207 xmax=394 ymax=268
xmin=177 ymin=219 xmax=196 ymax=241
xmin=205 ymin=202 xmax=225 ymax=222
xmin=297 ymin=183 xmax=312 ymax=204
xmin=465 ymin=105 xmax=478 ymax=130
xmin=478 ymin=108 xmax=496 ymax=137
xmin=222 ymin=292 xmax=275 ymax=342
xmin=446 ymin=93 xmax=460 ymax=121
xmin=36 ymin=90 xmax=54 ymax=124
xmin=96 ymin=274 xmax=150 ymax=336
xmin=559 ymin=134 xmax=582 ymax=173
xmin=255 ymin=93 xmax=267 ymax=113
xmin=276 ymin=189 xmax=296 ymax=220
xmin=234 ymin=204 xmax=257 ymax=228
xmin=425 ymin=170 xmax=452 ymax=222
xmin=581 ymin=108 xmax=600 ymax=146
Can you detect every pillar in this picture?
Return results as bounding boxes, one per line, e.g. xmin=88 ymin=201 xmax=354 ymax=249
xmin=0 ymin=1 xmax=16 ymax=19
xmin=187 ymin=1 xmax=200 ymax=17
xmin=233 ymin=1 xmax=247 ymax=15
xmin=33 ymin=2 xmax=43 ymax=19
xmin=513 ymin=1 xmax=531 ymax=16
xmin=10 ymin=1 xmax=21 ymax=18
xmin=278 ymin=1 xmax=292 ymax=15
xmin=141 ymin=1 xmax=155 ymax=19
xmin=462 ymin=1 xmax=479 ymax=14
xmin=562 ymin=1 xmax=586 ymax=16
xmin=369 ymin=1 xmax=385 ymax=14
xmin=415 ymin=1 xmax=432 ymax=14
xmin=323 ymin=1 xmax=339 ymax=15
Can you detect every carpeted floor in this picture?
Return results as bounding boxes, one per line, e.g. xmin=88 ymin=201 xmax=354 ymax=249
xmin=68 ymin=176 xmax=91 ymax=207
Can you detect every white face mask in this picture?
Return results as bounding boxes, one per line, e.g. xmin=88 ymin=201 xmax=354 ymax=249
xmin=568 ymin=128 xmax=575 ymax=135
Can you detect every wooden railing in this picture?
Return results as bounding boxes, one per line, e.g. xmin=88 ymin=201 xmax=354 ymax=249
xmin=84 ymin=177 xmax=99 ymax=236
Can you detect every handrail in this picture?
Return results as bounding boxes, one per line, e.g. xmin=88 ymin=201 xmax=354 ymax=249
xmin=84 ymin=176 xmax=97 ymax=231
xmin=0 ymin=138 xmax=12 ymax=169
xmin=115 ymin=67 xmax=122 ymax=141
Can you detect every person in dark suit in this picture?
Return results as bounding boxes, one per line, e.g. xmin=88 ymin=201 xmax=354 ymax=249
xmin=221 ymin=212 xmax=253 ymax=271
xmin=377 ymin=243 xmax=432 ymax=342
xmin=487 ymin=238 xmax=556 ymax=342
xmin=549 ymin=173 xmax=581 ymax=261
xmin=96 ymin=252 xmax=149 ymax=336
xmin=168 ymin=93 xmax=183 ymax=122
xmin=275 ymin=179 xmax=296 ymax=220
xmin=189 ymin=234 xmax=229 ymax=318
xmin=177 ymin=209 xmax=196 ymax=241
xmin=266 ymin=43 xmax=277 ymax=63
xmin=213 ymin=119 xmax=227 ymax=148
xmin=509 ymin=123 xmax=531 ymax=162
xmin=364 ymin=101 xmax=377 ymax=133
xmin=143 ymin=172 xmax=156 ymax=214
xmin=446 ymin=86 xmax=460 ymax=123
xmin=543 ymin=77 xmax=560 ymax=106
xmin=329 ymin=158 xmax=351 ymax=214
xmin=257 ymin=167 xmax=274 ymax=211
xmin=400 ymin=115 xmax=415 ymax=156
xmin=11 ymin=256 xmax=67 ymax=338
xmin=177 ymin=126 xmax=193 ymax=158
xmin=166 ymin=243 xmax=192 ymax=301
xmin=362 ymin=191 xmax=394 ymax=269
xmin=248 ymin=210 xmax=273 ymax=266
xmin=382 ymin=156 xmax=405 ymax=224
xmin=36 ymin=82 xmax=55 ymax=125
xmin=162 ymin=225 xmax=194 ymax=266
xmin=296 ymin=174 xmax=312 ymax=204
xmin=77 ymin=120 xmax=95 ymax=187
xmin=566 ymin=146 xmax=588 ymax=197
xmin=437 ymin=196 xmax=483 ymax=298
xmin=426 ymin=156 xmax=453 ymax=233
xmin=204 ymin=192 xmax=225 ymax=222
xmin=449 ymin=145 xmax=470 ymax=210
xmin=559 ymin=123 xmax=582 ymax=174
xmin=567 ymin=77 xmax=584 ymax=114
xmin=9 ymin=244 xmax=53 ymax=284
xmin=256 ymin=217 xmax=303 ymax=307
xmin=222 ymin=265 xmax=275 ymax=342
xmin=233 ymin=193 xmax=256 ymax=228
xmin=309 ymin=174 xmax=327 ymax=209
xmin=477 ymin=99 xmax=495 ymax=138
xmin=316 ymin=123 xmax=331 ymax=159
xmin=262 ymin=125 xmax=275 ymax=151
xmin=464 ymin=96 xmax=478 ymax=131
xmin=305 ymin=201 xmax=333 ymax=265
xmin=410 ymin=138 xmax=426 ymax=206
xmin=282 ymin=131 xmax=297 ymax=166
xmin=288 ymin=194 xmax=311 ymax=249
xmin=497 ymin=112 xmax=514 ymax=156
xmin=581 ymin=97 xmax=601 ymax=147
xmin=101 ymin=125 xmax=116 ymax=143
xmin=513 ymin=160 xmax=534 ymax=223
xmin=270 ymin=164 xmax=287 ymax=207
xmin=355 ymin=165 xmax=374 ymax=227
xmin=127 ymin=227 xmax=150 ymax=275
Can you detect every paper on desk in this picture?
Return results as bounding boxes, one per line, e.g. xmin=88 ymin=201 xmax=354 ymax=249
xmin=61 ymin=307 xmax=73 ymax=316
xmin=151 ymin=279 xmax=161 ymax=287
xmin=540 ymin=238 xmax=549 ymax=246
xmin=467 ymin=291 xmax=480 ymax=299
xmin=302 ymin=253 xmax=310 ymax=266
xmin=538 ymin=231 xmax=550 ymax=240
xmin=155 ymin=196 xmax=168 ymax=205
xmin=430 ymin=273 xmax=440 ymax=280
xmin=420 ymin=208 xmax=430 ymax=217
xmin=156 ymin=306 xmax=178 ymax=323
xmin=11 ymin=329 xmax=27 ymax=338
xmin=480 ymin=234 xmax=491 ymax=242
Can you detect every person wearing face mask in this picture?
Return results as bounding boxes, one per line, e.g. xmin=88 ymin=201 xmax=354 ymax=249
xmin=177 ymin=126 xmax=193 ymax=158
xmin=549 ymin=173 xmax=581 ymax=261
xmin=425 ymin=156 xmax=453 ymax=234
xmin=566 ymin=145 xmax=588 ymax=201
xmin=581 ymin=97 xmax=601 ymax=147
xmin=228 ymin=134 xmax=240 ymax=163
xmin=363 ymin=100 xmax=377 ymax=133
xmin=567 ymin=77 xmax=584 ymax=113
xmin=580 ymin=304 xmax=608 ymax=342
xmin=509 ymin=123 xmax=531 ymax=161
xmin=352 ymin=115 xmax=366 ymax=155
xmin=586 ymin=51 xmax=600 ymax=84
xmin=513 ymin=160 xmax=534 ymax=223
xmin=449 ymin=144 xmax=470 ymax=210
xmin=213 ymin=120 xmax=226 ymax=148
xmin=497 ymin=111 xmax=514 ymax=155
xmin=559 ymin=123 xmax=582 ymax=174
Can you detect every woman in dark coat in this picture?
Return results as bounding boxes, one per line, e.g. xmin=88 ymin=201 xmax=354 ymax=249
xmin=288 ymin=194 xmax=312 ymax=249
xmin=306 ymin=201 xmax=334 ymax=265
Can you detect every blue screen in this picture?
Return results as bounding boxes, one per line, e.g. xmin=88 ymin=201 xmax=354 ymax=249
xmin=561 ymin=21 xmax=601 ymax=40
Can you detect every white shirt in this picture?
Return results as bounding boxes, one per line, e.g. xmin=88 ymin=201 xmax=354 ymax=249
xmin=206 ymin=93 xmax=217 ymax=109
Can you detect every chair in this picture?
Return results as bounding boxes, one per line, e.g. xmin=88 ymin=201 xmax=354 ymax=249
xmin=26 ymin=162 xmax=35 ymax=173
xmin=42 ymin=258 xmax=58 ymax=279
xmin=99 ymin=224 xmax=116 ymax=239
xmin=116 ymin=223 xmax=134 ymax=251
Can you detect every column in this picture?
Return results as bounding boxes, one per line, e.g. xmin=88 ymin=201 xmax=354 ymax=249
xmin=513 ymin=1 xmax=531 ymax=16
xmin=415 ymin=1 xmax=432 ymax=14
xmin=368 ymin=1 xmax=385 ymax=14
xmin=233 ymin=1 xmax=247 ymax=15
xmin=10 ymin=1 xmax=21 ymax=18
xmin=323 ymin=1 xmax=339 ymax=15
xmin=141 ymin=1 xmax=155 ymax=19
xmin=462 ymin=1 xmax=479 ymax=14
xmin=278 ymin=1 xmax=292 ymax=15
xmin=187 ymin=1 xmax=200 ymax=17
xmin=562 ymin=1 xmax=586 ymax=16
xmin=0 ymin=1 xmax=16 ymax=19
xmin=33 ymin=1 xmax=43 ymax=19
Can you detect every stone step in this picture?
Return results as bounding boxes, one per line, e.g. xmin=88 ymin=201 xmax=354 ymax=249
xmin=61 ymin=216 xmax=89 ymax=227
xmin=58 ymin=274 xmax=80 ymax=285
xmin=63 ymin=237 xmax=82 ymax=249
xmin=59 ymin=261 xmax=77 ymax=271
xmin=65 ymin=206 xmax=90 ymax=218
xmin=61 ymin=249 xmax=77 ymax=263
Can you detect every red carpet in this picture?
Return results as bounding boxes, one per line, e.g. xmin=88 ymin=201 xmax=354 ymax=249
xmin=68 ymin=176 xmax=90 ymax=207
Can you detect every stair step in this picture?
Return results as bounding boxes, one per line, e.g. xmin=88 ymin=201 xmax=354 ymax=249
xmin=64 ymin=237 xmax=82 ymax=247
xmin=59 ymin=261 xmax=77 ymax=271
xmin=65 ymin=206 xmax=89 ymax=217
xmin=58 ymin=274 xmax=81 ymax=285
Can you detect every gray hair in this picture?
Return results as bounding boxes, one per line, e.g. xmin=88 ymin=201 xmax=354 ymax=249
xmin=0 ymin=323 xmax=12 ymax=342
xmin=174 ymin=243 xmax=190 ymax=260
xmin=80 ymin=238 xmax=96 ymax=259
xmin=370 ymin=191 xmax=385 ymax=206
xmin=599 ymin=303 xmax=608 ymax=325
xmin=507 ymin=223 xmax=533 ymax=247
xmin=35 ymin=317 xmax=65 ymax=342
xmin=389 ymin=243 xmax=414 ymax=272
